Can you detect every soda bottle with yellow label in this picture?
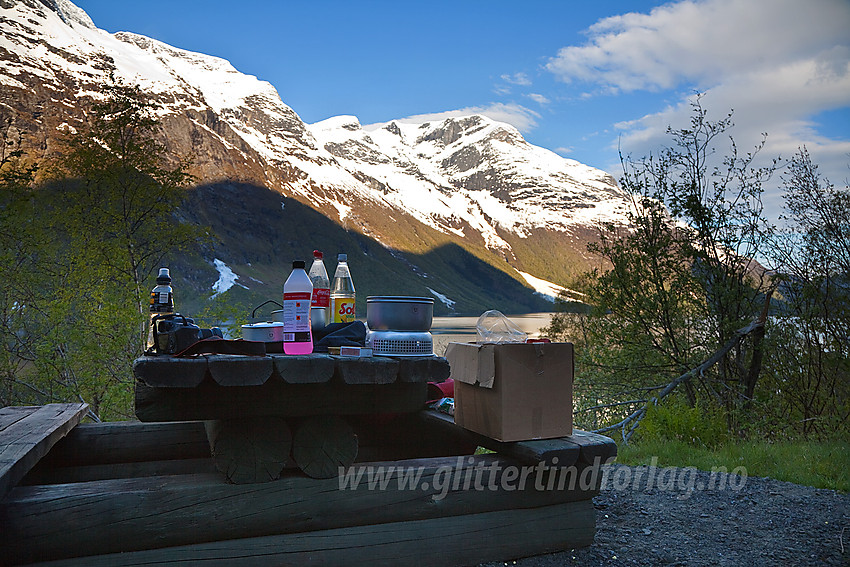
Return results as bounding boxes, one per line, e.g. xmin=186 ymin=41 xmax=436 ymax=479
xmin=330 ymin=253 xmax=356 ymax=323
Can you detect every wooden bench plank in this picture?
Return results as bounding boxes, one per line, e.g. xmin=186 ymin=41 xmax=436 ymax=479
xmin=417 ymin=409 xmax=582 ymax=467
xmin=0 ymin=403 xmax=88 ymax=500
xmin=1 ymin=454 xmax=600 ymax=564
xmin=565 ymin=428 xmax=618 ymax=465
xmin=0 ymin=406 xmax=39 ymax=432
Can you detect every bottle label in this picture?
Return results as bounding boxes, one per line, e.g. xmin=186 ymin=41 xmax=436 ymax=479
xmin=149 ymin=291 xmax=173 ymax=313
xmin=311 ymin=287 xmax=330 ymax=308
xmin=332 ymin=297 xmax=356 ymax=323
xmin=283 ymin=292 xmax=311 ymax=337
xmin=283 ymin=332 xmax=311 ymax=342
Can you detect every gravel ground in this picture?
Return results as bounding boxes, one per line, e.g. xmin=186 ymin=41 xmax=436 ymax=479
xmin=482 ymin=463 xmax=849 ymax=566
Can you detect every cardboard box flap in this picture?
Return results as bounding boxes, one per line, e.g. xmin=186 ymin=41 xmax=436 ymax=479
xmin=446 ymin=343 xmax=496 ymax=388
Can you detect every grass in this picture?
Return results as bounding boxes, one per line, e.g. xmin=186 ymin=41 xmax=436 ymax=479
xmin=615 ymin=438 xmax=850 ymax=492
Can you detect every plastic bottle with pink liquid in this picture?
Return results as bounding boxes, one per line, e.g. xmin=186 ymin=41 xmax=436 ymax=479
xmin=283 ymin=260 xmax=313 ymax=354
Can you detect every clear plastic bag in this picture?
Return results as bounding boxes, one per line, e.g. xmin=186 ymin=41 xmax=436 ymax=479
xmin=475 ymin=310 xmax=527 ymax=343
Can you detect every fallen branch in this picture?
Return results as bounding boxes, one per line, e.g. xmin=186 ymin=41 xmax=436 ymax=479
xmin=591 ymin=290 xmax=773 ymax=443
xmin=576 ymin=399 xmax=648 ymax=414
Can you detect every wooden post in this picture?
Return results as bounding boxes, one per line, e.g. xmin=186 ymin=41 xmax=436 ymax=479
xmin=291 ymin=415 xmax=358 ymax=479
xmin=204 ymin=417 xmax=293 ymax=484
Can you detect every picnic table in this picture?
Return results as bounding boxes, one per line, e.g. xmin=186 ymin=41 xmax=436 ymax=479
xmin=0 ymin=353 xmax=618 ymax=566
xmin=133 ymin=353 xmax=451 ymax=482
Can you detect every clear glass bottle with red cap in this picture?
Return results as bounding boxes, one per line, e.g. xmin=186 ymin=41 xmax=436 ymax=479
xmin=308 ymin=250 xmax=330 ymax=330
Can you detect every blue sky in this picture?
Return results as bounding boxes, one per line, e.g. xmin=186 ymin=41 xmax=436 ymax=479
xmin=75 ymin=0 xmax=850 ymax=221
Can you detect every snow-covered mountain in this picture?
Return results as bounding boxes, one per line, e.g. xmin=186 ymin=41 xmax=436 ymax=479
xmin=0 ymin=0 xmax=631 ymax=314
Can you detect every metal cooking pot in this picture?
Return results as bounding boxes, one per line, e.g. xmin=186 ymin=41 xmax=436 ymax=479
xmin=366 ymin=296 xmax=434 ymax=332
xmin=241 ymin=322 xmax=285 ymax=342
xmin=273 ymin=307 xmax=327 ymax=332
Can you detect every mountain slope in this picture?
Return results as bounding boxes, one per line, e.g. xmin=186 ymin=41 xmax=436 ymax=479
xmin=0 ymin=0 xmax=632 ymax=314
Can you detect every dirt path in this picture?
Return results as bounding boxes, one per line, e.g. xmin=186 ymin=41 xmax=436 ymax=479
xmin=483 ymin=463 xmax=849 ymax=566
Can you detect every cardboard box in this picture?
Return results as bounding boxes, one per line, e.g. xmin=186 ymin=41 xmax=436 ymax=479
xmin=446 ymin=342 xmax=573 ymax=442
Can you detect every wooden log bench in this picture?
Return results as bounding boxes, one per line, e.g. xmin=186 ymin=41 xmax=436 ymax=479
xmin=0 ymin=404 xmax=616 ymax=566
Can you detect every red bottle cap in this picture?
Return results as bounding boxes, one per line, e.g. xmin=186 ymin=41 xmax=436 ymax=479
xmin=313 ymin=250 xmax=323 ymax=259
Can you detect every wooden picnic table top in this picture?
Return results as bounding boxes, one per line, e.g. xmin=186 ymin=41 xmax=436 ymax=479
xmin=133 ymin=354 xmax=450 ymax=422
xmin=133 ymin=353 xmax=450 ymax=388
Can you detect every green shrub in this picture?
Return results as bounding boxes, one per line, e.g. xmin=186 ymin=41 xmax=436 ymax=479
xmin=636 ymin=397 xmax=729 ymax=449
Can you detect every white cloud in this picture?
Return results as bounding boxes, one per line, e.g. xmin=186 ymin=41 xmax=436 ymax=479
xmin=525 ymin=93 xmax=551 ymax=105
xmin=501 ymin=72 xmax=532 ymax=86
xmin=395 ymin=103 xmax=541 ymax=134
xmin=545 ymin=0 xmax=850 ymax=219
xmin=546 ymin=0 xmax=850 ymax=93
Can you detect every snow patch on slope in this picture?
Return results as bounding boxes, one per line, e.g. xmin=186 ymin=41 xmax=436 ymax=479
xmin=212 ymin=259 xmax=247 ymax=297
xmin=428 ymin=288 xmax=457 ymax=310
xmin=515 ymin=270 xmax=587 ymax=303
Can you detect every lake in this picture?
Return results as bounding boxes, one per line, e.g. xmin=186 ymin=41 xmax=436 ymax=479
xmin=430 ymin=312 xmax=555 ymax=356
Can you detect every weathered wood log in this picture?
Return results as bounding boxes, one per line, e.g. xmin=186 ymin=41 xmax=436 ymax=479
xmin=291 ymin=415 xmax=358 ymax=479
xmin=207 ymin=354 xmax=273 ymax=386
xmin=334 ymin=356 xmax=399 ymax=384
xmin=135 ymin=380 xmax=428 ymax=421
xmin=132 ymin=356 xmax=208 ymax=387
xmin=204 ymin=417 xmax=293 ymax=484
xmin=349 ymin=413 xmax=478 ymax=461
xmin=418 ymin=409 xmax=582 ymax=467
xmin=16 ymin=499 xmax=595 ymax=567
xmin=270 ymin=354 xmax=335 ymax=383
xmin=133 ymin=355 xmax=444 ymax=388
xmin=568 ymin=428 xmax=618 ymax=465
xmin=0 ymin=403 xmax=88 ymax=500
xmin=22 ymin=457 xmax=217 ymax=485
xmin=397 ymin=357 xmax=451 ymax=383
xmin=23 ymin=415 xmax=477 ymax=486
xmin=28 ymin=421 xmax=210 ymax=468
xmin=1 ymin=454 xmax=600 ymax=564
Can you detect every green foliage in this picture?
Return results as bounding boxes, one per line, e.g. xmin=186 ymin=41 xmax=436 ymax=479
xmin=547 ymin=97 xmax=780 ymax=439
xmin=763 ymin=148 xmax=850 ymax=439
xmin=635 ymin=398 xmax=729 ymax=449
xmin=0 ymin=79 xmax=205 ymax=419
xmin=548 ymin=100 xmax=848 ymax=444
xmin=617 ymin=439 xmax=850 ymax=492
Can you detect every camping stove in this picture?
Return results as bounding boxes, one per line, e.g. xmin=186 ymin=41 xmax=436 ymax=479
xmin=366 ymin=329 xmax=434 ymax=357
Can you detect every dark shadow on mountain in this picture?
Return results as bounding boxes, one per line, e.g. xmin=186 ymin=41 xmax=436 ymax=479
xmin=174 ymin=181 xmax=553 ymax=316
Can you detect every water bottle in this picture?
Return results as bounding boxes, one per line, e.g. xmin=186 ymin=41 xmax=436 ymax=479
xmin=147 ymin=267 xmax=173 ymax=350
xmin=308 ymin=250 xmax=330 ymax=330
xmin=283 ymin=260 xmax=313 ymax=355
xmin=330 ymin=253 xmax=356 ymax=323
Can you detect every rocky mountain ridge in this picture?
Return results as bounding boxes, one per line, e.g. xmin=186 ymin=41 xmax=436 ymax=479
xmin=0 ymin=0 xmax=633 ymax=315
